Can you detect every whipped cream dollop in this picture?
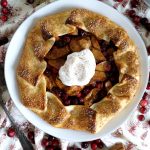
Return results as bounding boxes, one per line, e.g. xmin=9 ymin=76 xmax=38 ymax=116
xmin=59 ymin=49 xmax=96 ymax=86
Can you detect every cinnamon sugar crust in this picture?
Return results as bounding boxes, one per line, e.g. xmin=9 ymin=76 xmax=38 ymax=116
xmin=17 ymin=9 xmax=140 ymax=133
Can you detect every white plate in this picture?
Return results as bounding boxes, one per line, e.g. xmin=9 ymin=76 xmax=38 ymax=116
xmin=5 ymin=0 xmax=149 ymax=142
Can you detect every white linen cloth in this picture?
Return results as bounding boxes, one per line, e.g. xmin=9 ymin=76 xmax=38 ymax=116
xmin=0 ymin=0 xmax=150 ymax=149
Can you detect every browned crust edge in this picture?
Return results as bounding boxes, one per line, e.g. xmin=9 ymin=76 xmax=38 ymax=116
xmin=16 ymin=8 xmax=140 ymax=133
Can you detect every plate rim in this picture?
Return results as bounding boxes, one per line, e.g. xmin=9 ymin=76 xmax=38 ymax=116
xmin=4 ymin=0 xmax=149 ymax=142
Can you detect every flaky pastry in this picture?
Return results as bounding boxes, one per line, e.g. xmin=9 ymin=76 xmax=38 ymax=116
xmin=17 ymin=9 xmax=140 ymax=133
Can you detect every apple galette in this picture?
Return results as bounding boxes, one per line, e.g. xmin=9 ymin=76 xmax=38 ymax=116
xmin=16 ymin=9 xmax=140 ymax=133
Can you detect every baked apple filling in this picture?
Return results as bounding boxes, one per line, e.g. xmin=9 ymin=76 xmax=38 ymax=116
xmin=44 ymin=29 xmax=119 ymax=106
xmin=17 ymin=9 xmax=139 ymax=133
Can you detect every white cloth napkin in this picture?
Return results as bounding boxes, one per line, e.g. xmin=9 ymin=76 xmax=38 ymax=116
xmin=0 ymin=0 xmax=150 ymax=150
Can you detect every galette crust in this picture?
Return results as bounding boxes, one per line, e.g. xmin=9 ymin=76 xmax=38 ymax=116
xmin=17 ymin=9 xmax=140 ymax=133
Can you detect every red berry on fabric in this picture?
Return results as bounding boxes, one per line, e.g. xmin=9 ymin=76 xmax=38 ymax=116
xmin=142 ymin=92 xmax=148 ymax=99
xmin=130 ymin=0 xmax=139 ymax=8
xmin=137 ymin=115 xmax=145 ymax=121
xmin=132 ymin=16 xmax=141 ymax=25
xmin=147 ymin=120 xmax=150 ymax=126
xmin=146 ymin=83 xmax=150 ymax=90
xmin=97 ymin=142 xmax=104 ymax=149
xmin=27 ymin=0 xmax=34 ymax=4
xmin=46 ymin=146 xmax=54 ymax=150
xmin=91 ymin=143 xmax=97 ymax=150
xmin=94 ymin=139 xmax=101 ymax=144
xmin=139 ymin=107 xmax=147 ymax=114
xmin=116 ymin=0 xmax=123 ymax=2
xmin=81 ymin=142 xmax=89 ymax=149
xmin=140 ymin=18 xmax=149 ymax=25
xmin=7 ymin=127 xmax=15 ymax=137
xmin=140 ymin=99 xmax=148 ymax=107
xmin=51 ymin=139 xmax=59 ymax=147
xmin=126 ymin=9 xmax=136 ymax=18
xmin=1 ymin=15 xmax=8 ymax=22
xmin=41 ymin=138 xmax=49 ymax=147
xmin=1 ymin=0 xmax=8 ymax=7
xmin=1 ymin=7 xmax=9 ymax=15
xmin=27 ymin=131 xmax=34 ymax=140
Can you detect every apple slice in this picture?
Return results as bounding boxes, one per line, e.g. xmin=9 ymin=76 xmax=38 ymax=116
xmin=46 ymin=45 xmax=70 ymax=59
xmin=96 ymin=61 xmax=111 ymax=72
xmin=55 ymin=77 xmax=65 ymax=89
xmin=70 ymin=37 xmax=91 ymax=52
xmin=48 ymin=58 xmax=65 ymax=70
xmin=91 ymin=36 xmax=100 ymax=50
xmin=90 ymin=71 xmax=106 ymax=84
xmin=84 ymin=88 xmax=99 ymax=107
xmin=44 ymin=75 xmax=55 ymax=90
xmin=91 ymin=47 xmax=106 ymax=62
xmin=65 ymin=86 xmax=84 ymax=96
